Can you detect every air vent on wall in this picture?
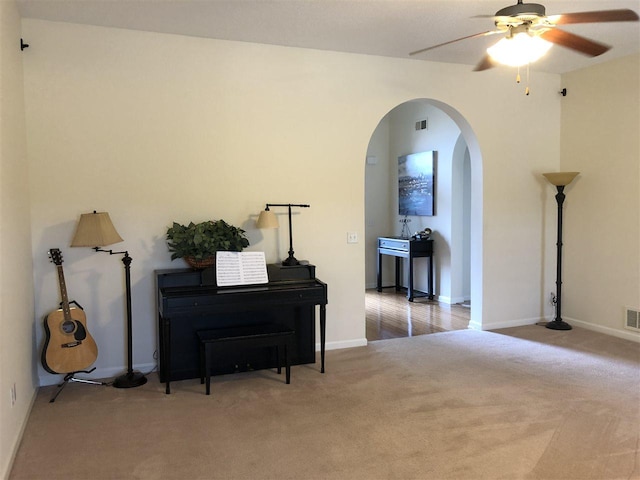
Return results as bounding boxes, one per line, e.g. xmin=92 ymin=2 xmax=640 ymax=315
xmin=415 ymin=119 xmax=428 ymax=131
xmin=625 ymin=307 xmax=640 ymax=331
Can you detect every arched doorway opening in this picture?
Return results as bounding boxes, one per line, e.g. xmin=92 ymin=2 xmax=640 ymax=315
xmin=364 ymin=99 xmax=483 ymax=339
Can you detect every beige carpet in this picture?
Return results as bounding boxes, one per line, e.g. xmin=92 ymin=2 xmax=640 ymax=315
xmin=10 ymin=326 xmax=640 ymax=480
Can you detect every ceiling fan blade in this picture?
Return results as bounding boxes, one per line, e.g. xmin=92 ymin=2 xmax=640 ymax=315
xmin=410 ymin=31 xmax=499 ymax=56
xmin=550 ymin=9 xmax=639 ymax=25
xmin=540 ymin=29 xmax=610 ymax=57
xmin=473 ymin=54 xmax=497 ymax=72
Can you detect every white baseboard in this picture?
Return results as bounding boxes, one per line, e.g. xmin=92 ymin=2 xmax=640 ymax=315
xmin=477 ymin=317 xmax=541 ymax=331
xmin=38 ymin=362 xmax=157 ymax=387
xmin=437 ymin=295 xmax=467 ymax=305
xmin=468 ymin=319 xmax=482 ymax=330
xmin=37 ymin=321 xmax=637 ymax=388
xmin=37 ymin=339 xmax=371 ymax=386
xmin=4 ymin=388 xmax=38 ymax=480
xmin=477 ymin=315 xmax=640 ymax=344
xmin=437 ymin=295 xmax=452 ymax=304
xmin=564 ymin=316 xmax=640 ymax=343
xmin=36 ymin=340 xmax=372 ymax=386
xmin=319 ymin=338 xmax=368 ymax=351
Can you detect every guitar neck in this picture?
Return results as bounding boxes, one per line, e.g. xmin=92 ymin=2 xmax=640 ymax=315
xmin=56 ymin=265 xmax=72 ymax=320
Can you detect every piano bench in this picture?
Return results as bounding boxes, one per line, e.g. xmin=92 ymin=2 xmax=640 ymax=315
xmin=197 ymin=324 xmax=295 ymax=396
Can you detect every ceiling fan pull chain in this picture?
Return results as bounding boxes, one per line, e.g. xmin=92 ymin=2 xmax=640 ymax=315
xmin=516 ymin=66 xmax=521 ymax=83
xmin=525 ymin=64 xmax=530 ymax=95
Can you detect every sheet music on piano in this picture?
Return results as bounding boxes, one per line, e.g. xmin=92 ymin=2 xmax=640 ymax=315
xmin=216 ymin=251 xmax=269 ymax=287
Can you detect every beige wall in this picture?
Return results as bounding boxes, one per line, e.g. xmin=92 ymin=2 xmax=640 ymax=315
xmin=0 ymin=1 xmax=37 ymax=477
xmin=559 ymin=54 xmax=640 ymax=337
xmin=20 ymin=19 xmax=565 ymax=388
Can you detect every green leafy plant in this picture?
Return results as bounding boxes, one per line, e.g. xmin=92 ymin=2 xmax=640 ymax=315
xmin=166 ymin=220 xmax=250 ymax=261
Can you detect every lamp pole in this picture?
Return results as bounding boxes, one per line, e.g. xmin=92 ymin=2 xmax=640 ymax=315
xmin=542 ymin=172 xmax=579 ymax=331
xmin=285 ymin=204 xmax=296 ymax=266
xmin=96 ymin=248 xmax=147 ymax=387
xmin=263 ymin=203 xmax=310 ymax=266
xmin=70 ymin=211 xmax=147 ymax=388
xmin=548 ymin=185 xmax=570 ymax=330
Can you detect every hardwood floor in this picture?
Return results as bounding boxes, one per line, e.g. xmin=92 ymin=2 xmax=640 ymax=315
xmin=365 ymin=289 xmax=470 ymax=341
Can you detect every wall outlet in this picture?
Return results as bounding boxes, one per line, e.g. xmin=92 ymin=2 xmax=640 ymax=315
xmin=10 ymin=383 xmax=16 ymax=406
xmin=347 ymin=232 xmax=358 ymax=244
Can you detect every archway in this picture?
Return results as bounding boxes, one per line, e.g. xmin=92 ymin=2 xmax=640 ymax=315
xmin=364 ymin=98 xmax=483 ymax=335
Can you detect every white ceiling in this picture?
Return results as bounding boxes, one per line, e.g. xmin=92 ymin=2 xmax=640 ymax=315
xmin=16 ymin=0 xmax=640 ymax=74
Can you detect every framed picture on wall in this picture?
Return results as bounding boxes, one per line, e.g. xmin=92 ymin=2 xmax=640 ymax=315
xmin=398 ymin=151 xmax=435 ymax=216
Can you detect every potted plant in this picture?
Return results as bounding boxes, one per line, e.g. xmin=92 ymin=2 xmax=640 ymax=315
xmin=166 ymin=219 xmax=250 ymax=269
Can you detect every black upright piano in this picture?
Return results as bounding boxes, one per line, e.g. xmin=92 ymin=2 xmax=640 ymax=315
xmin=156 ymin=263 xmax=327 ymax=393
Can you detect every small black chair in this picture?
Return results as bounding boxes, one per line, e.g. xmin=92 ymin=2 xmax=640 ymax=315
xmin=197 ymin=324 xmax=295 ymax=395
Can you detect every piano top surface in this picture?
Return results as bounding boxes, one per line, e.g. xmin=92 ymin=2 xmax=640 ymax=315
xmin=160 ymin=278 xmax=323 ymax=297
xmin=156 ymin=265 xmax=326 ymax=318
xmin=157 ymin=268 xmax=327 ymax=317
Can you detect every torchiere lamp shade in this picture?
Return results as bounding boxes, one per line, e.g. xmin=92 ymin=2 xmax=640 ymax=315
xmin=70 ymin=211 xmax=123 ymax=247
xmin=256 ymin=209 xmax=279 ymax=229
xmin=542 ymin=172 xmax=580 ymax=187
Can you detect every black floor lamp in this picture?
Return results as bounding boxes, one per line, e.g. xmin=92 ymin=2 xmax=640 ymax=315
xmin=71 ymin=211 xmax=147 ymax=388
xmin=256 ymin=203 xmax=310 ymax=266
xmin=542 ymin=172 xmax=579 ymax=331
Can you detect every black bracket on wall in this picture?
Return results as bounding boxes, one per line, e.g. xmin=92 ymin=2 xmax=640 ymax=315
xmin=20 ymin=38 xmax=29 ymax=51
xmin=559 ymin=88 xmax=567 ymax=97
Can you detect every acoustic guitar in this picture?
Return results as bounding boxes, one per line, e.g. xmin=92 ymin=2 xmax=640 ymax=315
xmin=41 ymin=248 xmax=98 ymax=374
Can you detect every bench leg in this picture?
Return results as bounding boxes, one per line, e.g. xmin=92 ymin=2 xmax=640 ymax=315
xmin=199 ymin=341 xmax=205 ymax=385
xmin=285 ymin=344 xmax=290 ymax=385
xmin=205 ymin=344 xmax=212 ymax=396
xmin=275 ymin=345 xmax=282 ymax=375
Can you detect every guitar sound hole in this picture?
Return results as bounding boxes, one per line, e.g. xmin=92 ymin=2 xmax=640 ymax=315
xmin=61 ymin=320 xmax=76 ymax=334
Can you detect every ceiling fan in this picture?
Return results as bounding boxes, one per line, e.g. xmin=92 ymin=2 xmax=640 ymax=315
xmin=410 ymin=1 xmax=639 ymax=71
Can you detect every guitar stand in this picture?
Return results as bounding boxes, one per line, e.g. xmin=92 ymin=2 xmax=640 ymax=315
xmin=49 ymin=368 xmax=107 ymax=403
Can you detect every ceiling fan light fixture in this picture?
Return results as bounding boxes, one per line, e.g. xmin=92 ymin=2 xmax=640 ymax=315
xmin=487 ymin=31 xmax=552 ymax=67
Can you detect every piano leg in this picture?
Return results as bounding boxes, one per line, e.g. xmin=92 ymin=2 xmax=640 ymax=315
xmin=320 ymin=304 xmax=326 ymax=373
xmin=163 ymin=318 xmax=171 ymax=394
